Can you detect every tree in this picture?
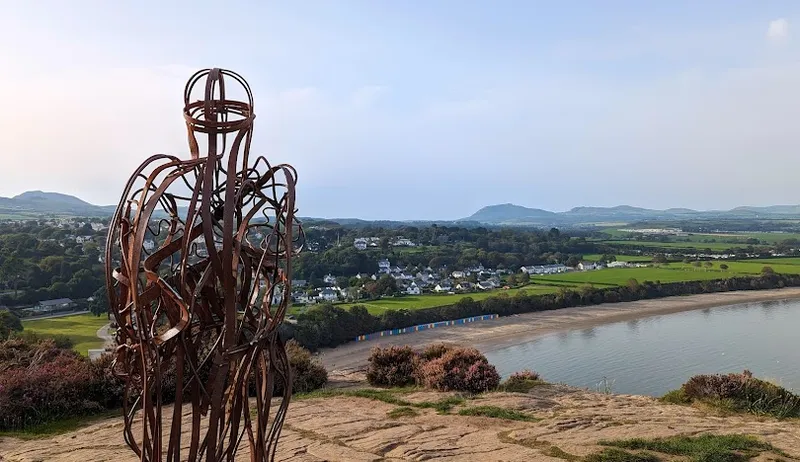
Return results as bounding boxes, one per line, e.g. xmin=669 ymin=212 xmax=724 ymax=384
xmin=692 ymin=261 xmax=702 ymax=268
xmin=0 ymin=310 xmax=23 ymax=339
xmin=652 ymin=254 xmax=668 ymax=264
xmin=88 ymin=286 xmax=109 ymax=317
xmin=565 ymin=255 xmax=581 ymax=268
xmin=703 ymin=261 xmax=713 ymax=269
xmin=600 ymin=254 xmax=616 ymax=263
xmin=517 ymin=272 xmax=530 ymax=285
xmin=761 ymin=266 xmax=775 ymax=276
xmin=719 ymin=263 xmax=729 ymax=271
xmin=365 ymin=275 xmax=398 ymax=297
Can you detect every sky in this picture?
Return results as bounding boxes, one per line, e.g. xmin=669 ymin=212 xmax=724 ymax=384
xmin=2 ymin=1 xmax=800 ymax=220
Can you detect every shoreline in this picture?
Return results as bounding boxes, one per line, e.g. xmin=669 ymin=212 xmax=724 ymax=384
xmin=318 ymin=287 xmax=800 ymax=372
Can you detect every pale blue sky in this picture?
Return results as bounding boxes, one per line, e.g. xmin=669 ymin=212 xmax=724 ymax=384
xmin=2 ymin=1 xmax=800 ymax=219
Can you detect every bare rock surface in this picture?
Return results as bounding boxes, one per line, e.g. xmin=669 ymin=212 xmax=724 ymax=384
xmin=2 ymin=383 xmax=799 ymax=461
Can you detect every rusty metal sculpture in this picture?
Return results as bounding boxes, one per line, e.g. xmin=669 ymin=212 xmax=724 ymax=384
xmin=105 ymin=68 xmax=302 ymax=461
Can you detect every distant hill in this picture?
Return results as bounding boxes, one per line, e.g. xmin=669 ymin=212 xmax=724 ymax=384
xmin=5 ymin=190 xmax=800 ymax=226
xmin=731 ymin=205 xmax=800 ymax=215
xmin=464 ymin=204 xmax=557 ymax=224
xmin=0 ymin=191 xmax=114 ymax=218
xmin=461 ymin=203 xmax=800 ymax=225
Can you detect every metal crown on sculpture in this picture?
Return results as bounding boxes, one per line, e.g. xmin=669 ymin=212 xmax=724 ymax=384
xmin=104 ymin=68 xmax=303 ymax=461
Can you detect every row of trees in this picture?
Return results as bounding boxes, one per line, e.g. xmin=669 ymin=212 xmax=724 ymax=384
xmin=293 ymin=226 xmax=598 ymax=279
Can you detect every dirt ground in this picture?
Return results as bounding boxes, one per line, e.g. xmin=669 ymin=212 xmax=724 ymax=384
xmin=318 ymin=288 xmax=800 ymax=372
xmin=2 ymin=382 xmax=799 ymax=461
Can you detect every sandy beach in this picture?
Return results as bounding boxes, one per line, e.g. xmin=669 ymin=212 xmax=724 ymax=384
xmin=319 ymin=287 xmax=800 ymax=372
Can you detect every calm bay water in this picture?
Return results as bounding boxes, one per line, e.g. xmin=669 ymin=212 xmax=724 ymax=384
xmin=484 ymin=299 xmax=800 ymax=397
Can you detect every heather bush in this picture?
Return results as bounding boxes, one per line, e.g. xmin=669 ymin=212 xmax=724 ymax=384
xmin=667 ymin=370 xmax=800 ymax=418
xmin=275 ymin=339 xmax=328 ymax=394
xmin=419 ymin=343 xmax=454 ymax=362
xmin=0 ymin=337 xmax=123 ymax=430
xmin=419 ymin=347 xmax=500 ymax=393
xmin=501 ymin=369 xmax=542 ymax=393
xmin=366 ymin=345 xmax=418 ymax=387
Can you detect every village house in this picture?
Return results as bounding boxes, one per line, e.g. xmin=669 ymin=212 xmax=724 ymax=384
xmin=392 ymin=272 xmax=414 ymax=281
xmin=353 ymin=238 xmax=368 ymax=250
xmin=520 ymin=264 xmax=568 ymax=275
xmin=378 ymin=259 xmax=391 ymax=274
xmin=606 ymin=261 xmax=630 ymax=268
xmin=456 ymin=282 xmax=473 ymax=291
xmin=478 ymin=278 xmax=500 ymax=290
xmin=143 ymin=239 xmax=156 ymax=251
xmin=317 ymin=288 xmax=338 ymax=302
xmin=434 ymin=280 xmax=453 ymax=292
xmin=292 ymin=279 xmax=308 ymax=288
xmin=292 ymin=292 xmax=311 ymax=304
xmin=578 ymin=261 xmax=601 ymax=271
xmin=451 ymin=270 xmax=465 ymax=279
xmin=392 ymin=237 xmax=416 ymax=247
xmin=323 ymin=274 xmax=337 ymax=285
xmin=405 ymin=282 xmax=421 ymax=295
xmin=28 ymin=298 xmax=76 ymax=315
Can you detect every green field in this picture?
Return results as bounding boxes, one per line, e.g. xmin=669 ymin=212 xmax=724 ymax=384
xmin=601 ymin=228 xmax=800 ymax=246
xmin=598 ymin=240 xmax=762 ymax=251
xmin=290 ymin=258 xmax=800 ymax=316
xmin=23 ymin=313 xmax=109 ymax=355
xmin=530 ymin=261 xmax=799 ymax=287
xmin=294 ymin=284 xmax=568 ymax=315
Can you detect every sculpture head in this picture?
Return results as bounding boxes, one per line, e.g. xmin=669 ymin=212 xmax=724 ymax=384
xmin=183 ymin=68 xmax=255 ymax=160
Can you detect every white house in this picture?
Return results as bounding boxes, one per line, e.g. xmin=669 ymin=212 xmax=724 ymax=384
xmin=143 ymin=239 xmax=156 ymax=251
xmin=353 ymin=238 xmax=368 ymax=250
xmin=292 ymin=279 xmax=308 ymax=287
xmin=393 ymin=238 xmax=415 ymax=247
xmin=406 ymin=282 xmax=421 ymax=295
xmin=434 ymin=280 xmax=453 ymax=292
xmin=521 ymin=264 xmax=568 ymax=275
xmin=293 ymin=292 xmax=311 ymax=304
xmin=318 ymin=288 xmax=338 ymax=302
xmin=378 ymin=259 xmax=391 ymax=273
xmin=451 ymin=270 xmax=465 ymax=279
xmin=323 ymin=274 xmax=337 ymax=285
xmin=75 ymin=235 xmax=93 ymax=244
xmin=456 ymin=282 xmax=474 ymax=291
xmin=606 ymin=261 xmax=630 ymax=268
xmin=392 ymin=272 xmax=414 ymax=281
xmin=578 ymin=261 xmax=600 ymax=271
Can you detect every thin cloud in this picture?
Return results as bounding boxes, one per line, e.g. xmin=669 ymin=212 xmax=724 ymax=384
xmin=767 ymin=18 xmax=789 ymax=43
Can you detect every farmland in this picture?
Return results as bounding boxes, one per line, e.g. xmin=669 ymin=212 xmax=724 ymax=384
xmin=297 ymin=284 xmax=566 ymax=315
xmin=531 ymin=260 xmax=800 ymax=287
xmin=292 ymin=258 xmax=800 ymax=315
xmin=581 ymin=254 xmax=651 ymax=262
xmin=23 ymin=313 xmax=108 ymax=355
xmin=597 ymin=240 xmax=762 ymax=251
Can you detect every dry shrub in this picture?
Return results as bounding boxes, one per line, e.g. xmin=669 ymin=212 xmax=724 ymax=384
xmin=502 ymin=369 xmax=542 ymax=393
xmin=0 ymin=337 xmax=122 ymax=430
xmin=678 ymin=370 xmax=800 ymax=418
xmin=418 ymin=347 xmax=500 ymax=393
xmin=419 ymin=343 xmax=454 ymax=362
xmin=279 ymin=339 xmax=328 ymax=394
xmin=366 ymin=345 xmax=418 ymax=387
